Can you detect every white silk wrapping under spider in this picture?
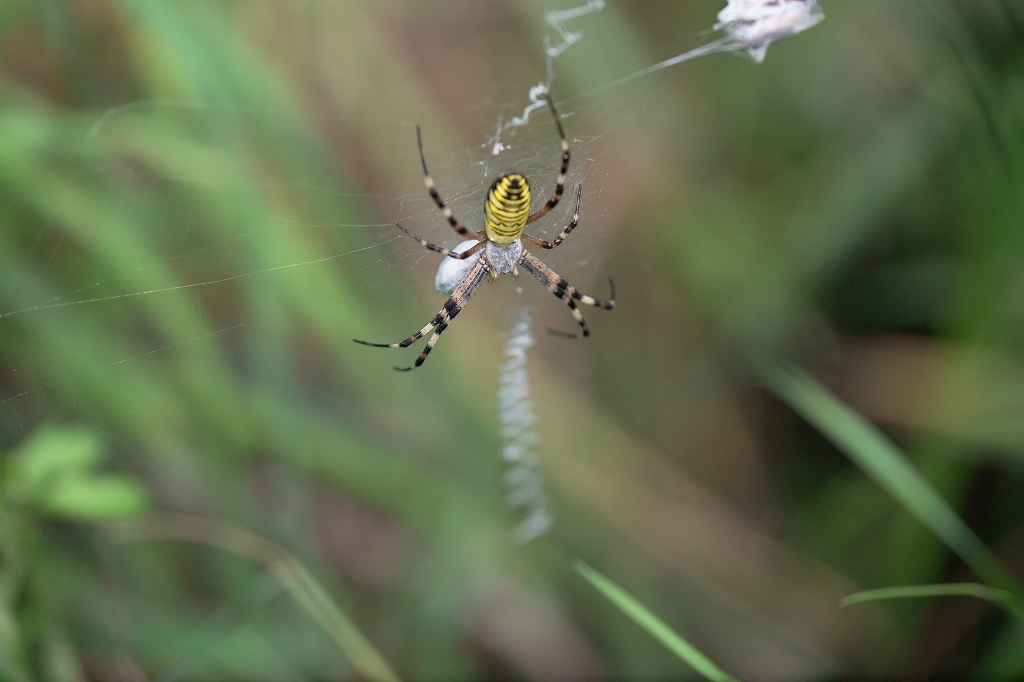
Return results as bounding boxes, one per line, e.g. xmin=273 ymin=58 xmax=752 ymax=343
xmin=715 ymin=0 xmax=823 ymax=63
xmin=498 ymin=309 xmax=552 ymax=544
xmin=435 ymin=240 xmax=526 ymax=295
xmin=434 ymin=239 xmax=482 ymax=295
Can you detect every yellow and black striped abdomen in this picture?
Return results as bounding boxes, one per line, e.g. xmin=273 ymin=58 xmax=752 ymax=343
xmin=484 ymin=173 xmax=531 ymax=245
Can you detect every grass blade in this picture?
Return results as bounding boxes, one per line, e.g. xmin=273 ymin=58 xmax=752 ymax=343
xmin=574 ymin=562 xmax=739 ymax=682
xmin=108 ymin=514 xmax=400 ymax=682
xmin=764 ymin=364 xmax=1022 ymax=600
xmin=840 ymin=583 xmax=1012 ymax=607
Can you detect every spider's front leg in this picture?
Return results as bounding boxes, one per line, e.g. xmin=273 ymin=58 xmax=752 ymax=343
xmin=519 ymin=251 xmax=614 ymax=337
xmin=354 ymin=257 xmax=489 ymax=370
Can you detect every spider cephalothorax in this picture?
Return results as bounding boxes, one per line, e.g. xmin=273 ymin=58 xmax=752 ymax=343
xmin=355 ymin=95 xmax=614 ymax=371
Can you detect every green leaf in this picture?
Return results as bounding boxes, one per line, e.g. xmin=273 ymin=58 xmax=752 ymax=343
xmin=41 ymin=475 xmax=151 ymax=521
xmin=763 ymin=364 xmax=1023 ymax=599
xmin=6 ymin=426 xmax=104 ymax=502
xmin=574 ymin=562 xmax=739 ymax=682
xmin=840 ymin=583 xmax=1012 ymax=607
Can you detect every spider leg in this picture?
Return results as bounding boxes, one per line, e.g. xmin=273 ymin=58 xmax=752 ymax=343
xmin=523 ymin=183 xmax=582 ymax=250
xmin=417 ymin=126 xmax=484 ymax=240
xmin=353 ymin=317 xmax=437 ymax=349
xmin=545 ymin=327 xmax=582 ymax=339
xmin=393 ymin=325 xmax=447 ymax=372
xmin=394 ymin=222 xmax=484 ymax=260
xmin=354 ymin=257 xmax=489 ymax=370
xmin=519 ymin=251 xmax=614 ymax=337
xmin=526 ymin=96 xmax=570 ymax=225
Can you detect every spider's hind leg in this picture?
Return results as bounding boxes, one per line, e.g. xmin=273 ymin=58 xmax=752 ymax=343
xmin=395 ymin=223 xmax=485 ymax=260
xmin=525 ymin=96 xmax=570 ymax=225
xmin=417 ymin=125 xmax=484 ymax=241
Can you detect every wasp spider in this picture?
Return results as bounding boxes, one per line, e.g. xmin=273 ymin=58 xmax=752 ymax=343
xmin=355 ymin=96 xmax=614 ymax=371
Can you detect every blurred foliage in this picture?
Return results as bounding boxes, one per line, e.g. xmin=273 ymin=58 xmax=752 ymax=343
xmin=575 ymin=561 xmax=739 ymax=682
xmin=1 ymin=425 xmax=148 ymax=682
xmin=1 ymin=0 xmax=1024 ymax=679
xmin=6 ymin=425 xmax=149 ymax=521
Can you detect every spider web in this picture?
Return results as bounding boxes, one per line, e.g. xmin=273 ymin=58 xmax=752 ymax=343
xmin=0 ymin=0 xmax=821 ymax=478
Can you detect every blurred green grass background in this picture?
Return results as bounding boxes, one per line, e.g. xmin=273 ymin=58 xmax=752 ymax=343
xmin=3 ymin=0 xmax=1024 ymax=679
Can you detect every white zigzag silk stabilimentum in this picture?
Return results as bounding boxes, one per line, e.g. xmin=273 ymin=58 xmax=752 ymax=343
xmin=498 ymin=309 xmax=551 ymax=544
